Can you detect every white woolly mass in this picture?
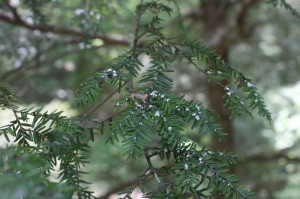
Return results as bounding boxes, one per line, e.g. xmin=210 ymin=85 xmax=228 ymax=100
xmin=199 ymin=157 xmax=203 ymax=164
xmin=112 ymin=70 xmax=117 ymax=77
xmin=155 ymin=111 xmax=160 ymax=117
xmin=247 ymin=82 xmax=253 ymax=88
xmin=74 ymin=9 xmax=85 ymax=15
xmin=184 ymin=163 xmax=188 ymax=170
xmin=150 ymin=91 xmax=158 ymax=97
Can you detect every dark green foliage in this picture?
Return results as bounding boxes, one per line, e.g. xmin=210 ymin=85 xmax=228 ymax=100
xmin=0 ymin=86 xmax=95 ymax=198
xmin=182 ymin=41 xmax=272 ymax=122
xmin=76 ymin=51 xmax=143 ymax=107
xmin=76 ymin=2 xmax=271 ymax=198
xmin=0 ymin=1 xmax=281 ymax=199
xmin=0 ymin=146 xmax=73 ymax=199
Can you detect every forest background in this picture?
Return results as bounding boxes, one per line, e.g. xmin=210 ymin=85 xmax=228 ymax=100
xmin=0 ymin=0 xmax=300 ymax=199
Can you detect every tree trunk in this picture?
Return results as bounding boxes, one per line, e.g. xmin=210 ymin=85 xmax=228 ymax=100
xmin=200 ymin=0 xmax=234 ymax=154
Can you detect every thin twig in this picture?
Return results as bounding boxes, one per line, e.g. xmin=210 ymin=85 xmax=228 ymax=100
xmin=80 ymin=83 xmax=127 ymax=122
xmin=144 ymin=148 xmax=164 ymax=189
xmin=119 ymin=171 xmax=152 ymax=199
xmin=100 ymin=178 xmax=142 ymax=199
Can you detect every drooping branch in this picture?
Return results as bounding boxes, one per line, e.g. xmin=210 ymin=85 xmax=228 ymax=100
xmin=0 ymin=3 xmax=130 ymax=46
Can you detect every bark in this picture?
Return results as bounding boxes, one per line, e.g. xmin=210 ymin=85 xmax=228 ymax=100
xmin=199 ymin=0 xmax=260 ymax=173
xmin=200 ymin=0 xmax=233 ymax=153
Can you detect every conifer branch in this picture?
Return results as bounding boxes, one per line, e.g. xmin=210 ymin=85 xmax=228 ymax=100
xmin=0 ymin=1 xmax=278 ymax=198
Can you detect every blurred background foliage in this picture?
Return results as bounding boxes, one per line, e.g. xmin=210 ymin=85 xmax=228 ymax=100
xmin=0 ymin=0 xmax=300 ymax=198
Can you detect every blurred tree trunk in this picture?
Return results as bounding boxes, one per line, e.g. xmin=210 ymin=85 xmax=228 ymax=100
xmin=199 ymin=0 xmax=259 ymax=173
xmin=197 ymin=1 xmax=259 ymax=198
xmin=201 ymin=0 xmax=234 ymax=154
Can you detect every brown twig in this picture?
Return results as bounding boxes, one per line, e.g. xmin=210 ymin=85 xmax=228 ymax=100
xmin=99 ymin=178 xmax=143 ymax=199
xmin=100 ymin=173 xmax=152 ymax=199
xmin=144 ymin=149 xmax=164 ymax=190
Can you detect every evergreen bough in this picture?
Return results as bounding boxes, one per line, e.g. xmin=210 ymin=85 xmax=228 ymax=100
xmin=0 ymin=1 xmax=278 ymax=199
